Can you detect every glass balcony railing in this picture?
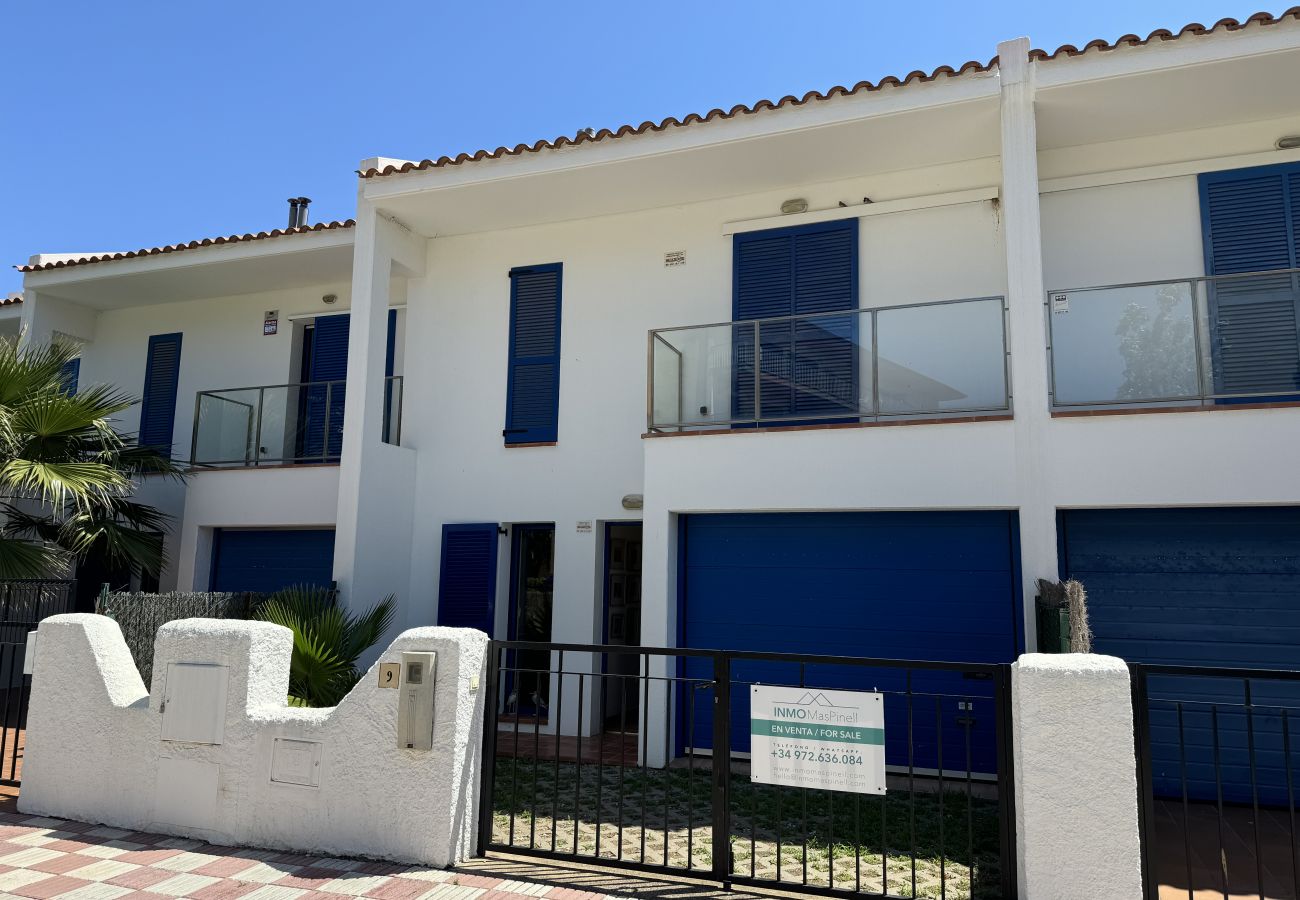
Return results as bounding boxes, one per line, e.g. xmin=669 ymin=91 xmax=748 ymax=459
xmin=191 ymin=375 xmax=403 ymax=467
xmin=1047 ymin=268 xmax=1300 ymax=408
xmin=648 ymin=296 xmax=1010 ymax=431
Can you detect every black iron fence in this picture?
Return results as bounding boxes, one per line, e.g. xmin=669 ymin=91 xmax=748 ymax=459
xmin=0 ymin=580 xmax=75 ymax=785
xmin=0 ymin=580 xmax=77 ymax=645
xmin=1133 ymin=664 xmax=1300 ymax=900
xmin=478 ymin=640 xmax=1016 ymax=900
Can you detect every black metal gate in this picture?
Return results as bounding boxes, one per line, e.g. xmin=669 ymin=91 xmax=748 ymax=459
xmin=0 ymin=579 xmax=76 ymax=786
xmin=478 ymin=640 xmax=1016 ymax=900
xmin=1133 ymin=663 xmax=1300 ymax=900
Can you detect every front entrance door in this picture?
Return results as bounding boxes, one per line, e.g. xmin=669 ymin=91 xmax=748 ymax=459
xmin=602 ymin=523 xmax=642 ymax=732
xmin=506 ymin=524 xmax=555 ymax=723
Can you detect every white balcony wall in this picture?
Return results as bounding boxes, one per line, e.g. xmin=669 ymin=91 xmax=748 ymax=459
xmin=176 ymin=466 xmax=341 ymax=591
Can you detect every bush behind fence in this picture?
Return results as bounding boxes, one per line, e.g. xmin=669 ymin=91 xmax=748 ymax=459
xmin=96 ymin=591 xmax=258 ymax=686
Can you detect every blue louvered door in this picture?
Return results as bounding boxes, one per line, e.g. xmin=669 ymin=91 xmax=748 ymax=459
xmin=733 ymin=220 xmax=858 ymax=423
xmin=1199 ymin=163 xmax=1300 ymax=398
xmin=299 ymin=311 xmax=398 ymax=461
xmin=139 ymin=333 xmax=183 ymax=455
xmin=505 ymin=264 xmax=563 ymax=444
xmin=437 ymin=523 xmax=500 ymax=633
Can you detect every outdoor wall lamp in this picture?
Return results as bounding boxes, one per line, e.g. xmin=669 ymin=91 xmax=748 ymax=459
xmin=1277 ymin=135 xmax=1300 ymax=150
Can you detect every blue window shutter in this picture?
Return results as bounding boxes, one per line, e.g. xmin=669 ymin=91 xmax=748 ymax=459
xmin=437 ymin=523 xmax=499 ymax=633
xmin=505 ymin=264 xmax=562 ymax=444
xmin=732 ymin=220 xmax=858 ymax=421
xmin=303 ymin=314 xmax=350 ymax=460
xmin=1199 ymin=163 xmax=1300 ymax=396
xmin=139 ymin=333 xmax=182 ymax=454
xmin=59 ymin=358 xmax=80 ymax=395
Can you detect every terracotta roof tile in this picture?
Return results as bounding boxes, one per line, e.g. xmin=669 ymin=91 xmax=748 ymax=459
xmin=357 ymin=58 xmax=998 ymax=178
xmin=1028 ymin=7 xmax=1300 ymax=61
xmin=0 ymin=293 xmax=21 ymax=306
xmin=360 ymin=7 xmax=1300 ymax=180
xmin=16 ymin=219 xmax=355 ymax=274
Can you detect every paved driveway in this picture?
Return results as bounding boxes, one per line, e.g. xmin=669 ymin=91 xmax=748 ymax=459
xmin=0 ymin=811 xmax=615 ymax=900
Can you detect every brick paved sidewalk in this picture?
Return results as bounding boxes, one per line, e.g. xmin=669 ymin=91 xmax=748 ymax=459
xmin=0 ymin=812 xmax=627 ymax=900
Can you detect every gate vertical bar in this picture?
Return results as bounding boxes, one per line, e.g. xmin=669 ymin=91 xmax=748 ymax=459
xmin=476 ymin=641 xmax=501 ymax=856
xmin=995 ymin=663 xmax=1019 ymax=900
xmin=711 ymin=652 xmax=731 ymax=885
xmin=1131 ymin=664 xmax=1157 ymax=900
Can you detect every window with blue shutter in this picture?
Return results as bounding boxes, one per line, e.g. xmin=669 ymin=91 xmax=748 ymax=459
xmin=139 ymin=333 xmax=182 ymax=455
xmin=504 ymin=264 xmax=562 ymax=444
xmin=437 ymin=523 xmax=500 ymax=633
xmin=59 ymin=358 xmax=80 ymax=395
xmin=1198 ymin=162 xmax=1300 ymax=398
xmin=732 ymin=219 xmax=859 ymax=422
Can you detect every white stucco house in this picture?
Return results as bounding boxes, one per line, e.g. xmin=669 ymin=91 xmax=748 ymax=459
xmin=1 ymin=293 xmax=23 ymax=344
xmin=15 ymin=11 xmax=1300 ymax=729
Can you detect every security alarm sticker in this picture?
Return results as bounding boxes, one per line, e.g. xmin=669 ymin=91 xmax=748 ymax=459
xmin=1051 ymin=294 xmax=1069 ymax=314
xmin=750 ymin=685 xmax=886 ymax=795
xmin=264 ymin=309 xmax=279 ymax=335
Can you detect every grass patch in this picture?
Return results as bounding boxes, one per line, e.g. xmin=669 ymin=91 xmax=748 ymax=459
xmin=490 ymin=756 xmax=1003 ymax=899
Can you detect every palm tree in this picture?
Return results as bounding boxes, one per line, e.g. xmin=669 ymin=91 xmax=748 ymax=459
xmin=0 ymin=340 xmax=184 ymax=580
xmin=252 ymin=585 xmax=396 ymax=707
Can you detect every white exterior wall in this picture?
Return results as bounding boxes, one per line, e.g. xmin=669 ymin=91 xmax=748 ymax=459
xmin=75 ymin=282 xmax=355 ymax=445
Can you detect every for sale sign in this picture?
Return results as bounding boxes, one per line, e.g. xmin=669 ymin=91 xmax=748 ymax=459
xmin=749 ymin=685 xmax=886 ymax=795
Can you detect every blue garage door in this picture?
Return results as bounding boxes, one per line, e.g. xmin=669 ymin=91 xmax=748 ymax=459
xmin=211 ymin=529 xmax=336 ymax=593
xmin=679 ymin=511 xmax=1021 ymax=773
xmin=1061 ymin=507 xmax=1300 ymax=803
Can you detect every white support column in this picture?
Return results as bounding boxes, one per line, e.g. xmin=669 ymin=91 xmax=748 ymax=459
xmin=998 ymin=37 xmax=1057 ymax=649
xmin=334 ymin=200 xmax=423 ymax=636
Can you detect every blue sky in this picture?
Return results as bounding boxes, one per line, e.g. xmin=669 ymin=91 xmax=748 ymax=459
xmin=0 ymin=1 xmax=1259 ymax=294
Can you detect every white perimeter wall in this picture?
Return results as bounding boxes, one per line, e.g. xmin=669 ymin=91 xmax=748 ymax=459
xmin=20 ymin=614 xmax=487 ymax=867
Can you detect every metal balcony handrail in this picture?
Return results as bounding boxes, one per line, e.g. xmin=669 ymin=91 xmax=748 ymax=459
xmin=1045 ymin=266 xmax=1300 ymax=409
xmin=647 ymin=295 xmax=1011 ymax=431
xmin=1046 ymin=265 xmax=1300 ymax=297
xmin=190 ymin=375 xmax=403 ymax=467
xmin=649 ymin=293 xmax=999 ymax=337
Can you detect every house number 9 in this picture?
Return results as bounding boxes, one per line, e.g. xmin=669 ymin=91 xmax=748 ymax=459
xmin=378 ymin=662 xmax=401 ymax=688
